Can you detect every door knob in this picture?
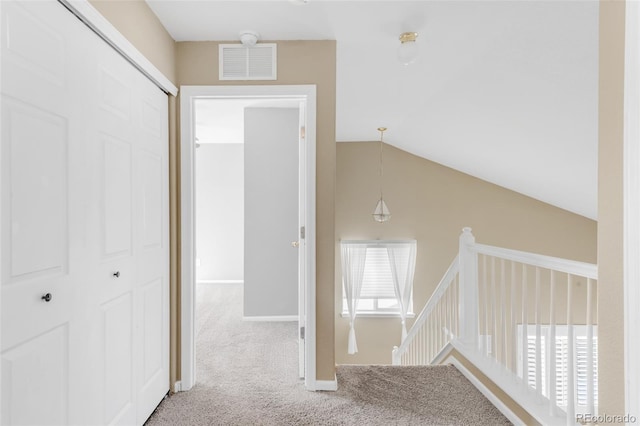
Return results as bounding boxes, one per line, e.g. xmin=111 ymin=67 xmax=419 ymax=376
xmin=41 ymin=293 xmax=52 ymax=302
xmin=113 ymin=271 xmax=120 ymax=278
xmin=291 ymin=241 xmax=299 ymax=248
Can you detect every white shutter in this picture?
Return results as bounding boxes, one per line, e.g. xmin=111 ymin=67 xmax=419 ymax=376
xmin=526 ymin=335 xmax=546 ymax=393
xmin=554 ymin=337 xmax=569 ymax=407
xmin=575 ymin=335 xmax=598 ymax=406
xmin=518 ymin=325 xmax=598 ymax=410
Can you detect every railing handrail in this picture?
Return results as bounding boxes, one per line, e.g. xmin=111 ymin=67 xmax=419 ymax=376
xmin=472 ymin=243 xmax=597 ymax=279
xmin=395 ymin=255 xmax=459 ymax=356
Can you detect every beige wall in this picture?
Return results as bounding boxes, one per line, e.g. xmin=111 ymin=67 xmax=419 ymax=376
xmin=176 ymin=41 xmax=337 ymax=381
xmin=89 ymin=0 xmax=177 ymax=84
xmin=598 ymin=0 xmax=626 ymax=417
xmin=335 ymin=142 xmax=597 ymax=365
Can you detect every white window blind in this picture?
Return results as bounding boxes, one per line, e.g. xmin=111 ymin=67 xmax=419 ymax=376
xmin=341 ymin=240 xmax=416 ymax=315
xmin=517 ymin=325 xmax=598 ymax=411
xmin=360 ymin=247 xmax=397 ymax=299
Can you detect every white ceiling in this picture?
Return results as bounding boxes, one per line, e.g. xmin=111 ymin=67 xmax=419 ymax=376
xmin=147 ymin=0 xmax=599 ymax=219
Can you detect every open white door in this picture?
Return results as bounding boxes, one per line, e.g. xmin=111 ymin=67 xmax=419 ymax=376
xmin=243 ymin=107 xmax=299 ymax=320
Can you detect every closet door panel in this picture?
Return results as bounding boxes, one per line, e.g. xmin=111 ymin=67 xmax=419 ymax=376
xmin=1 ymin=325 xmax=69 ymax=425
xmin=1 ymin=2 xmax=84 ymax=423
xmin=102 ymin=293 xmax=135 ymax=426
xmin=133 ymin=73 xmax=169 ymax=425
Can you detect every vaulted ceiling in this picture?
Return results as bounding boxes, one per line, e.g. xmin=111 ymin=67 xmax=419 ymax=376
xmin=147 ymin=0 xmax=599 ymax=219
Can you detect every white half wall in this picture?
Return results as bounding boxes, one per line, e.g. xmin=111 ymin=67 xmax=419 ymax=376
xmin=195 ymin=143 xmax=244 ymax=281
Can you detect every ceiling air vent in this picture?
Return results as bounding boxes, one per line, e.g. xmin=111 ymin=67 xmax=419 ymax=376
xmin=219 ymin=44 xmax=277 ymax=81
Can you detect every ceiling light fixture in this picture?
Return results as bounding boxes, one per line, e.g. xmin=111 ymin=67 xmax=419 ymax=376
xmin=372 ymin=127 xmax=391 ymax=223
xmin=398 ymin=32 xmax=419 ymax=65
xmin=239 ymin=30 xmax=260 ymax=46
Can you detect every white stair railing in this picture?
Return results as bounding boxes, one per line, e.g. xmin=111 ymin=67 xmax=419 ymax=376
xmin=392 ymin=228 xmax=598 ymax=426
xmin=392 ymin=255 xmax=459 ymax=365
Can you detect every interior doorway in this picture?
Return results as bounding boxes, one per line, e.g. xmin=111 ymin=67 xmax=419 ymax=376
xmin=180 ymin=85 xmax=317 ymax=391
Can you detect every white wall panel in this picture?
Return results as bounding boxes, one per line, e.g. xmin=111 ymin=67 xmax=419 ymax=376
xmin=7 ymin=103 xmax=67 ymax=280
xmin=103 ymin=137 xmax=133 ymax=258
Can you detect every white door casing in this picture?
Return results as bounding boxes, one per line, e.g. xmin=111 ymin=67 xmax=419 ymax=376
xmin=1 ymin=1 xmax=170 ymax=424
xmin=180 ymin=85 xmax=317 ymax=391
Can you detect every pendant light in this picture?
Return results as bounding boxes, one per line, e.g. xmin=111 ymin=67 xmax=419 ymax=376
xmin=372 ymin=127 xmax=391 ymax=223
xmin=398 ymin=32 xmax=419 ymax=65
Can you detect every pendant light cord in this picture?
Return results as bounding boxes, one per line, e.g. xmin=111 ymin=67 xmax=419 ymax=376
xmin=378 ymin=127 xmax=385 ymax=199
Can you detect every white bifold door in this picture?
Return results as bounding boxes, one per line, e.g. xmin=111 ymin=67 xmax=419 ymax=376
xmin=1 ymin=1 xmax=170 ymax=425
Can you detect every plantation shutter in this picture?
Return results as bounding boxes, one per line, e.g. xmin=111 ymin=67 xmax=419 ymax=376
xmin=519 ymin=325 xmax=597 ymax=408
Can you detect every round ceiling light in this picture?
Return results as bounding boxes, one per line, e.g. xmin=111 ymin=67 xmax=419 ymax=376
xmin=239 ymin=31 xmax=260 ymax=46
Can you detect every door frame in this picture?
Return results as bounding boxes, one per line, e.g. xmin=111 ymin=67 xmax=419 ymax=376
xmin=179 ymin=85 xmax=317 ymax=391
xmin=624 ymin=0 xmax=640 ymax=420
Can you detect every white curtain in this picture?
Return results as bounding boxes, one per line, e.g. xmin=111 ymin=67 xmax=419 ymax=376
xmin=388 ymin=242 xmax=417 ymax=342
xmin=341 ymin=243 xmax=368 ymax=354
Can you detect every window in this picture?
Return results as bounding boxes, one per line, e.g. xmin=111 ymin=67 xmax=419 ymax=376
xmin=340 ymin=240 xmax=416 ymax=316
xmin=517 ymin=325 xmax=598 ymax=413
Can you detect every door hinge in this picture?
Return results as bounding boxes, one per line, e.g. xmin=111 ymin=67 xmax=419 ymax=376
xmin=300 ymin=326 xmax=305 ymax=340
xmin=300 ymin=126 xmax=306 ymax=140
xmin=300 ymin=226 xmax=305 ymax=239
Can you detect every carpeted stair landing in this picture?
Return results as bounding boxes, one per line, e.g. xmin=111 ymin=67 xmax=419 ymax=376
xmin=145 ymin=284 xmax=510 ymax=425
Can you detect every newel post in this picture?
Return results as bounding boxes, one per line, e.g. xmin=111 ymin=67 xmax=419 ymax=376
xmin=458 ymin=227 xmax=479 ymax=348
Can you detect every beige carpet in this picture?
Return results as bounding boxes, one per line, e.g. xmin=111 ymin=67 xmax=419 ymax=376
xmin=145 ymin=283 xmax=510 ymax=426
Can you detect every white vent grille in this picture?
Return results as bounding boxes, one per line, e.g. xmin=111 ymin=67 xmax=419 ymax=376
xmin=219 ymin=44 xmax=277 ymax=80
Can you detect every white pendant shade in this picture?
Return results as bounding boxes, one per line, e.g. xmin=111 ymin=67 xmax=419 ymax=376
xmin=372 ymin=197 xmax=391 ymax=222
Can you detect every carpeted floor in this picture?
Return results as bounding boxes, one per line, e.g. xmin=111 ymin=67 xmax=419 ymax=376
xmin=145 ymin=283 xmax=510 ymax=426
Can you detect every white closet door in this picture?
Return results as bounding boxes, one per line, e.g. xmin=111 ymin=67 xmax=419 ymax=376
xmin=1 ymin=1 xmax=169 ymax=425
xmin=1 ymin=2 xmax=87 ymax=424
xmin=130 ymin=54 xmax=170 ymax=426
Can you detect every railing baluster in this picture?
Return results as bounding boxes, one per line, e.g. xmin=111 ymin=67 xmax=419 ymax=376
xmin=436 ymin=301 xmax=440 ymax=356
xmin=522 ymin=264 xmax=529 ymax=389
xmin=549 ymin=270 xmax=557 ymax=414
xmin=510 ymin=261 xmax=517 ymax=374
xmin=429 ymin=312 xmax=434 ymax=362
xmin=501 ymin=258 xmax=507 ymax=365
xmin=483 ymin=255 xmax=489 ymax=356
xmin=535 ymin=267 xmax=542 ymax=400
xmin=417 ymin=322 xmax=421 ymax=365
xmin=566 ymin=274 xmax=575 ymax=425
xmin=492 ymin=256 xmax=497 ymax=360
xmin=586 ymin=277 xmax=594 ymax=415
xmin=449 ymin=283 xmax=453 ymax=342
xmin=455 ymin=274 xmax=460 ymax=337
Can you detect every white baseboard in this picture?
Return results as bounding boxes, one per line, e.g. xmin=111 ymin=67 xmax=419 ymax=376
xmin=197 ymin=280 xmax=244 ymax=284
xmin=173 ymin=381 xmax=182 ymax=392
xmin=446 ymin=357 xmax=523 ymax=425
xmin=313 ymin=376 xmax=338 ymax=391
xmin=242 ymin=315 xmax=298 ymax=322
